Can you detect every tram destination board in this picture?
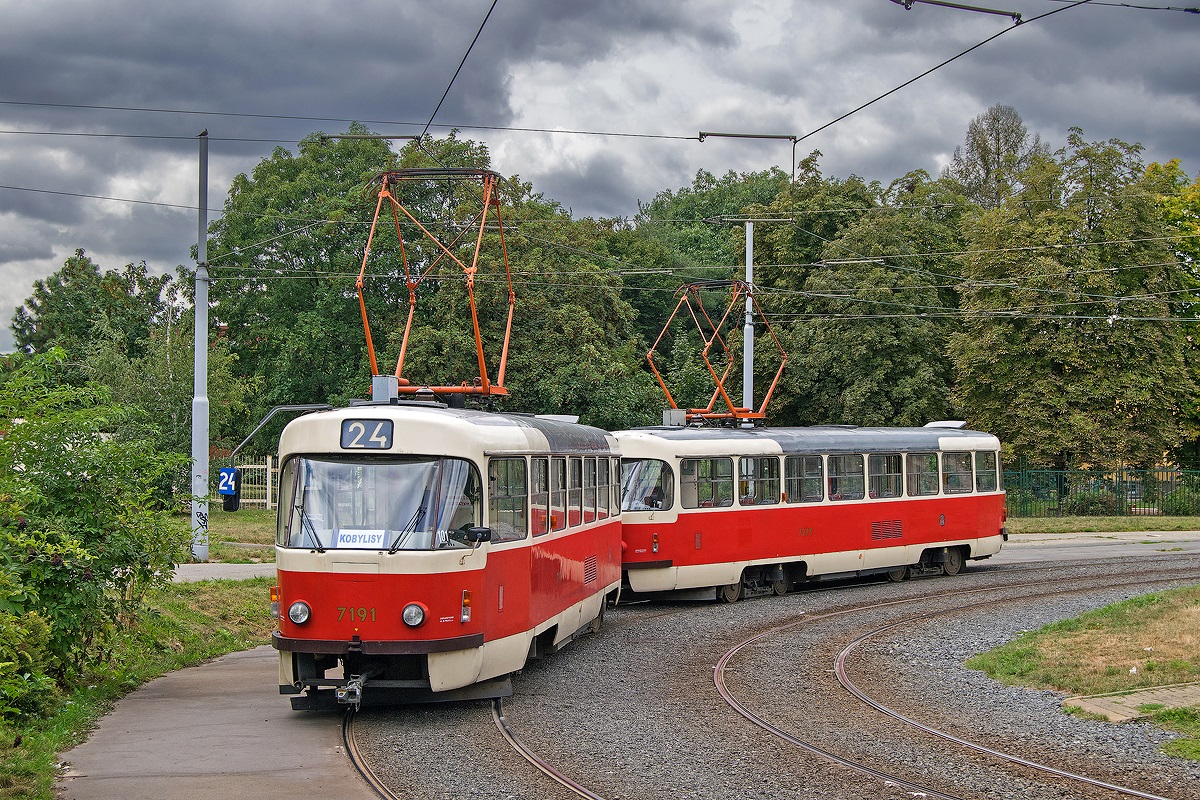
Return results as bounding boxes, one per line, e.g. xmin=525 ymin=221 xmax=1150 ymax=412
xmin=340 ymin=419 xmax=394 ymax=450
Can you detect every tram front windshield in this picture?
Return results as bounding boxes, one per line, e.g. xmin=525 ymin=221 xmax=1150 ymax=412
xmin=280 ymin=456 xmax=482 ymax=550
xmin=621 ymin=458 xmax=674 ymax=511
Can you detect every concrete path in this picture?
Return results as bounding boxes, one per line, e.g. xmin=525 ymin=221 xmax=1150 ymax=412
xmin=1067 ymin=682 xmax=1200 ymax=722
xmin=993 ymin=530 xmax=1200 ymax=565
xmin=57 ymin=646 xmax=376 ymax=800
xmin=173 ymin=562 xmax=276 ymax=582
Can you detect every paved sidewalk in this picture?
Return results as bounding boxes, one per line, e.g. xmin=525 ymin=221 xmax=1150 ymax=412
xmin=57 ymin=647 xmax=376 ymax=800
xmin=173 ymin=561 xmax=276 ymax=582
xmin=1066 ymin=682 xmax=1200 ymax=722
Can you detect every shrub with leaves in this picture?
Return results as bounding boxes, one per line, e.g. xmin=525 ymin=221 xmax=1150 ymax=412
xmin=0 ymin=602 xmax=57 ymax=719
xmin=0 ymin=349 xmax=190 ymax=682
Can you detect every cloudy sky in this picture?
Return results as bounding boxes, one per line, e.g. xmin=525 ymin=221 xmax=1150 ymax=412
xmin=2 ymin=0 xmax=1198 ymax=353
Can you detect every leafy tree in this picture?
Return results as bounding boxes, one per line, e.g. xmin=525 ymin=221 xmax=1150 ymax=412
xmin=767 ymin=192 xmax=961 ymax=426
xmin=740 ymin=152 xmax=881 ymax=295
xmin=951 ymin=132 xmax=1195 ymax=467
xmin=207 ymin=124 xmax=405 ymax=417
xmin=1151 ymin=163 xmax=1200 ymax=464
xmin=11 ymin=250 xmax=174 ymax=361
xmin=82 ymin=297 xmax=255 ymax=458
xmin=943 ymin=104 xmax=1048 ymax=210
xmin=634 ymin=166 xmax=790 ymax=270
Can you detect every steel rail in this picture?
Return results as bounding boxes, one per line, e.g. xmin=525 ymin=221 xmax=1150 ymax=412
xmin=343 ymin=709 xmax=403 ymax=800
xmin=491 ymin=698 xmax=609 ymax=800
xmin=714 ymin=567 xmax=1200 ymax=799
xmin=832 ymin=572 xmax=1200 ymax=800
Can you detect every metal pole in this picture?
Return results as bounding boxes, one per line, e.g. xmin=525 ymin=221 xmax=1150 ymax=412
xmin=743 ymin=220 xmax=754 ymax=426
xmin=191 ymin=131 xmax=210 ymax=561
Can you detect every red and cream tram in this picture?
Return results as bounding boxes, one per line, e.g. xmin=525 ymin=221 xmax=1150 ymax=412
xmin=615 ymin=424 xmax=1006 ymax=601
xmin=270 ymin=400 xmax=622 ymax=708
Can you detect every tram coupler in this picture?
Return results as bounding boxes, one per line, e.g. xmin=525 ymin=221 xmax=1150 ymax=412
xmin=336 ymin=669 xmax=380 ymax=709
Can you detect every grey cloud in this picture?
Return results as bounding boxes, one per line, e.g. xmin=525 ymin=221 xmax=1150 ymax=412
xmin=2 ymin=1 xmax=1199 ymax=352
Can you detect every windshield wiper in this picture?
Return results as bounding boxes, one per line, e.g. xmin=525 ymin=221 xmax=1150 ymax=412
xmin=296 ymin=501 xmax=325 ymax=553
xmin=389 ymin=487 xmax=430 ymax=553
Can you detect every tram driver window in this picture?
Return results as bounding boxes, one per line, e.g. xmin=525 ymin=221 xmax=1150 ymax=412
xmin=680 ymin=457 xmax=734 ymax=509
xmin=488 ymin=458 xmax=528 ymax=542
xmin=827 ymin=454 xmax=865 ymax=501
xmin=621 ymin=458 xmax=675 ymax=511
xmin=942 ymin=452 xmax=974 ymax=494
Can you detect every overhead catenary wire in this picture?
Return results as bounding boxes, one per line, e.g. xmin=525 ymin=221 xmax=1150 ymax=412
xmin=797 ymin=0 xmax=1095 ymax=145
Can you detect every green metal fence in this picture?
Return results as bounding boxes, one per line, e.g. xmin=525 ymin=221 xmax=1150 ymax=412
xmin=1003 ymin=467 xmax=1200 ymax=518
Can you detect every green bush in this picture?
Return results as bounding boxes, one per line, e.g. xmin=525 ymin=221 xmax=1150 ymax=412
xmin=0 ymin=350 xmax=190 ymax=680
xmin=0 ymin=609 xmax=58 ymax=720
xmin=1160 ymin=480 xmax=1200 ymax=516
xmin=1062 ymin=491 xmax=1124 ymax=516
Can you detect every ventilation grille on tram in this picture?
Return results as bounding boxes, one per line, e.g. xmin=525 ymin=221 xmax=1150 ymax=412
xmin=584 ymin=555 xmax=598 ymax=584
xmin=871 ymin=520 xmax=903 ymax=540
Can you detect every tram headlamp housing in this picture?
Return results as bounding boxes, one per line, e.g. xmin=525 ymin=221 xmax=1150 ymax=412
xmin=402 ymin=602 xmax=426 ymax=628
xmin=287 ymin=601 xmax=311 ymax=625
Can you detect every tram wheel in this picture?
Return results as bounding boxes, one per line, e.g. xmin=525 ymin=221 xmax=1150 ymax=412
xmin=588 ymin=603 xmax=605 ymax=634
xmin=716 ymin=581 xmax=743 ymax=603
xmin=942 ymin=547 xmax=965 ymax=577
xmin=886 ymin=566 xmax=910 ymax=582
xmin=771 ymin=578 xmax=789 ymax=596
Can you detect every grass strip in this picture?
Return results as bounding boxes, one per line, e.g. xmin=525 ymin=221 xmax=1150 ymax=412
xmin=966 ymin=584 xmax=1200 ymax=761
xmin=1008 ymin=515 xmax=1200 ymax=534
xmin=0 ymin=577 xmax=275 ymax=800
xmin=1007 ymin=516 xmax=1200 ymax=534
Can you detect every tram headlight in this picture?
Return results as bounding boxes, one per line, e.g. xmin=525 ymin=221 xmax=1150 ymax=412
xmin=401 ymin=602 xmax=426 ymax=628
xmin=287 ymin=601 xmax=311 ymax=625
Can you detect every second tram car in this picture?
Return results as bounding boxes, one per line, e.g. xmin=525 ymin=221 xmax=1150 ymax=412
xmin=616 ymin=424 xmax=1006 ymax=600
xmin=270 ymin=400 xmax=622 ymax=707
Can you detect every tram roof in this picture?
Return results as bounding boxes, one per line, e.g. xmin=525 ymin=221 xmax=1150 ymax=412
xmin=280 ymin=402 xmax=616 ymax=456
xmin=614 ymin=425 xmax=999 ymax=454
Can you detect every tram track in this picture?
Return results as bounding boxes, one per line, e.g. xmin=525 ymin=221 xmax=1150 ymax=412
xmin=342 ymin=556 xmax=1200 ymax=799
xmin=344 ymin=709 xmax=402 ymax=800
xmin=715 ymin=566 xmax=1200 ymax=800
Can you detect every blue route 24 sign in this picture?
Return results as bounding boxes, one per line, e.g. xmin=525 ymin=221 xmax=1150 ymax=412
xmin=218 ymin=466 xmax=241 ymax=512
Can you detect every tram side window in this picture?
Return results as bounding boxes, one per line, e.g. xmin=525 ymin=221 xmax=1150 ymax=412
xmin=531 ymin=457 xmax=550 ymax=536
xmin=868 ymin=453 xmax=903 ymax=499
xmin=488 ymin=458 xmax=528 ymax=542
xmin=975 ymin=451 xmax=999 ymax=492
xmin=596 ymin=457 xmax=610 ymax=520
xmin=942 ymin=452 xmax=974 ymax=494
xmin=550 ymin=457 xmax=567 ymax=532
xmin=739 ymin=456 xmax=780 ymax=505
xmin=569 ymin=457 xmax=583 ymax=527
xmin=784 ymin=455 xmax=823 ymax=503
xmin=828 ymin=454 xmax=865 ymax=501
xmin=905 ymin=453 xmax=940 ymax=496
xmin=583 ymin=457 xmax=597 ymax=523
xmin=680 ymin=457 xmax=734 ymax=509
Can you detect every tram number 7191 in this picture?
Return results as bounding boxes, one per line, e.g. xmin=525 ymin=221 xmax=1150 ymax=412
xmin=337 ymin=607 xmax=377 ymax=622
